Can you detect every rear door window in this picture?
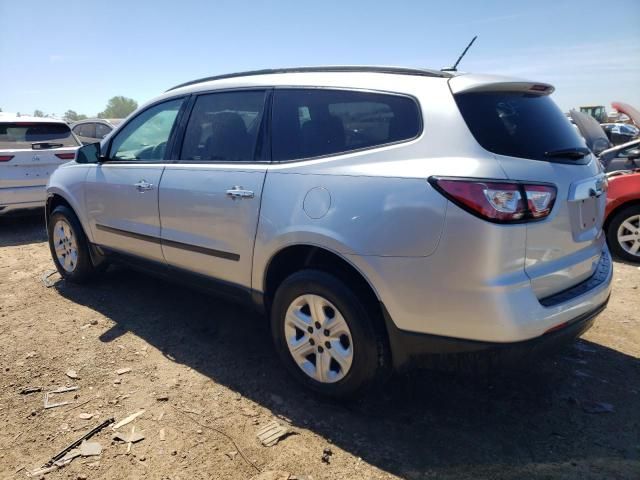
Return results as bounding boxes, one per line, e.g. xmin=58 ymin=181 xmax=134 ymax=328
xmin=272 ymin=89 xmax=421 ymax=161
xmin=180 ymin=90 xmax=267 ymax=162
xmin=0 ymin=122 xmax=79 ymax=149
xmin=455 ymin=92 xmax=587 ymax=161
xmin=73 ymin=123 xmax=96 ymax=139
xmin=95 ymin=123 xmax=112 ymax=139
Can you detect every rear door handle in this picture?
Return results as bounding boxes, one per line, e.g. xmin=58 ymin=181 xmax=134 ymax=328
xmin=134 ymin=180 xmax=154 ymax=192
xmin=226 ymin=186 xmax=254 ymax=199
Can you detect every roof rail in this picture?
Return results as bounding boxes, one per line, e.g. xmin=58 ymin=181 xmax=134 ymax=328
xmin=166 ymin=66 xmax=452 ymax=92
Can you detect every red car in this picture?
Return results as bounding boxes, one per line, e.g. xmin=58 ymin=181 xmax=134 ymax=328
xmin=605 ymin=170 xmax=640 ymax=262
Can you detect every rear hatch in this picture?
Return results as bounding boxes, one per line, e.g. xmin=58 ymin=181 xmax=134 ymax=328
xmin=0 ymin=121 xmax=79 ymax=190
xmin=451 ymin=77 xmax=607 ymax=299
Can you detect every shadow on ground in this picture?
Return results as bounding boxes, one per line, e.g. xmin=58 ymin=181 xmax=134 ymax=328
xmin=53 ymin=266 xmax=640 ymax=478
xmin=0 ymin=210 xmax=46 ymax=247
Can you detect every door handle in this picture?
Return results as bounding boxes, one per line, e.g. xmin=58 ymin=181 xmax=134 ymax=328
xmin=134 ymin=180 xmax=154 ymax=192
xmin=226 ymin=186 xmax=254 ymax=199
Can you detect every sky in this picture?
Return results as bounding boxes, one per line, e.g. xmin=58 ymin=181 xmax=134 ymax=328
xmin=1 ymin=0 xmax=638 ymax=117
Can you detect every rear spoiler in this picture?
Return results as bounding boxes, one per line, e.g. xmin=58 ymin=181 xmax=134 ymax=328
xmin=449 ymin=74 xmax=555 ymax=96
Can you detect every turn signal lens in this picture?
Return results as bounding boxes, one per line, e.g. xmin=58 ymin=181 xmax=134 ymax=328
xmin=430 ymin=177 xmax=556 ymax=223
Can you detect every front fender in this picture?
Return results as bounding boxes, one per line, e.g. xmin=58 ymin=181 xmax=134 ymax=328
xmin=46 ymin=164 xmax=92 ymax=241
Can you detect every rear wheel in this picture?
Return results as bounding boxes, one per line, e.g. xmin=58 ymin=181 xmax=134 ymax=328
xmin=607 ymin=204 xmax=640 ymax=263
xmin=271 ymin=269 xmax=389 ymax=398
xmin=48 ymin=205 xmax=103 ymax=283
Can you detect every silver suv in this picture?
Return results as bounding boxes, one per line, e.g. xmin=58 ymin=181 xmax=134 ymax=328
xmin=46 ymin=67 xmax=613 ymax=397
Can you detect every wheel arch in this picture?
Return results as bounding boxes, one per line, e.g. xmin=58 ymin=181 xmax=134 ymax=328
xmin=45 ymin=188 xmax=93 ymax=242
xmin=604 ymin=198 xmax=640 ymax=231
xmin=262 ymin=244 xmax=382 ymax=311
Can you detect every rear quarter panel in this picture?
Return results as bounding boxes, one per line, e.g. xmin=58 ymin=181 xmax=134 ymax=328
xmin=251 ymin=76 xmax=507 ymax=292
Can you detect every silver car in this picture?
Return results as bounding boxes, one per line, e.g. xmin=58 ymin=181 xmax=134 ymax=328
xmin=46 ymin=67 xmax=613 ymax=397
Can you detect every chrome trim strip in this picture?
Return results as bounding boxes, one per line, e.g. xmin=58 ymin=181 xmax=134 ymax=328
xmin=95 ymin=224 xmax=240 ymax=261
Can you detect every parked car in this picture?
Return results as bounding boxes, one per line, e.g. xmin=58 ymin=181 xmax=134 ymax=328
xmin=46 ymin=66 xmax=612 ymax=397
xmin=570 ymin=110 xmax=640 ymax=172
xmin=601 ymin=123 xmax=639 ymax=145
xmin=605 ymin=169 xmax=640 ymax=263
xmin=71 ymin=118 xmax=123 ymax=145
xmin=0 ymin=115 xmax=80 ymax=215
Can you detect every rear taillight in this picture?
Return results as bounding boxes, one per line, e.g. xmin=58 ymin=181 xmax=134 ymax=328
xmin=0 ymin=155 xmax=14 ymax=162
xmin=55 ymin=153 xmax=76 ymax=160
xmin=430 ymin=177 xmax=556 ymax=223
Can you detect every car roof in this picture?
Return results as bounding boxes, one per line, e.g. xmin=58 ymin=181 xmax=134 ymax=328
xmin=0 ymin=113 xmax=68 ymax=124
xmin=166 ymin=66 xmax=452 ymax=92
xmin=72 ymin=118 xmax=111 ymax=125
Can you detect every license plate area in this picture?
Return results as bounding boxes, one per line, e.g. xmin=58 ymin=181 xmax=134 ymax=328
xmin=578 ymin=197 xmax=598 ymax=231
xmin=568 ymin=174 xmax=606 ymax=240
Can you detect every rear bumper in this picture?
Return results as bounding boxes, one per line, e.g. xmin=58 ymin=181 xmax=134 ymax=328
xmin=385 ymin=297 xmax=609 ymax=370
xmin=0 ymin=185 xmax=46 ymax=214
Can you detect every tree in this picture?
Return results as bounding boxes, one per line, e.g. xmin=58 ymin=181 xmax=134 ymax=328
xmin=63 ymin=110 xmax=88 ymax=122
xmin=98 ymin=96 xmax=138 ymax=118
xmin=33 ymin=109 xmax=45 ymax=117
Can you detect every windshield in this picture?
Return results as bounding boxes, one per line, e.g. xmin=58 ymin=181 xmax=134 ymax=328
xmin=455 ymin=92 xmax=588 ymax=161
xmin=0 ymin=122 xmax=79 ymax=149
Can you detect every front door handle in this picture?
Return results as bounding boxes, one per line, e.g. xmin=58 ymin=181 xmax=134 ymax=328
xmin=134 ymin=180 xmax=154 ymax=192
xmin=226 ymin=186 xmax=254 ymax=199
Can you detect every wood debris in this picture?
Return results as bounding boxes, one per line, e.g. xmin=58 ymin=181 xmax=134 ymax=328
xmin=44 ymin=386 xmax=79 ymax=409
xmin=256 ymin=421 xmax=290 ymax=447
xmin=112 ymin=409 xmax=145 ymax=430
xmin=19 ymin=386 xmax=42 ymax=395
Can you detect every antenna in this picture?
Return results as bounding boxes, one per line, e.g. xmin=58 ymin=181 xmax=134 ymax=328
xmin=442 ymin=36 xmax=478 ymax=72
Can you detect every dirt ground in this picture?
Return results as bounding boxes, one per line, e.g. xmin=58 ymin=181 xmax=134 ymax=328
xmin=0 ymin=213 xmax=638 ymax=480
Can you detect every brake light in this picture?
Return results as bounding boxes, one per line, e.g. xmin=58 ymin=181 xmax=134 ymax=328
xmin=530 ymin=84 xmax=550 ymax=92
xmin=430 ymin=177 xmax=556 ymax=223
xmin=55 ymin=153 xmax=76 ymax=160
xmin=0 ymin=155 xmax=14 ymax=162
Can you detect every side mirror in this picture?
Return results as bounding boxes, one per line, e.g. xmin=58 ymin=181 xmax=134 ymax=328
xmin=76 ymin=142 xmax=102 ymax=164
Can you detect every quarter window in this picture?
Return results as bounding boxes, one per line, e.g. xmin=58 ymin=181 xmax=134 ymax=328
xmin=272 ymin=89 xmax=421 ymax=161
xmin=110 ymin=98 xmax=184 ymax=161
xmin=180 ymin=90 xmax=267 ymax=162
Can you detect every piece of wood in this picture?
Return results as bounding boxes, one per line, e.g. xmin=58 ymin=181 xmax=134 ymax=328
xmin=256 ymin=421 xmax=290 ymax=447
xmin=112 ymin=410 xmax=145 ymax=430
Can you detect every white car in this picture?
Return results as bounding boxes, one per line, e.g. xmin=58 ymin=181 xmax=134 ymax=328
xmin=0 ymin=115 xmax=80 ymax=214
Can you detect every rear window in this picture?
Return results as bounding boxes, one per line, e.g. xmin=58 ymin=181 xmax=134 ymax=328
xmin=0 ymin=122 xmax=79 ymax=149
xmin=455 ymin=92 xmax=586 ymax=161
xmin=272 ymin=89 xmax=421 ymax=161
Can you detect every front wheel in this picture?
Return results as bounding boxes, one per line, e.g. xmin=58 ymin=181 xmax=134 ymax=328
xmin=270 ymin=269 xmax=389 ymax=398
xmin=606 ymin=204 xmax=640 ymax=263
xmin=48 ymin=205 xmax=104 ymax=283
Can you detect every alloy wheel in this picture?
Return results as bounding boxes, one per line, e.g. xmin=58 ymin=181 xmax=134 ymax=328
xmin=52 ymin=219 xmax=79 ymax=272
xmin=617 ymin=214 xmax=640 ymax=258
xmin=284 ymin=294 xmax=354 ymax=383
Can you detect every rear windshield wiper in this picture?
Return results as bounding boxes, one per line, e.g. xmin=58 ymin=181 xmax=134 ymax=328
xmin=544 ymin=147 xmax=590 ymax=160
xmin=32 ymin=142 xmax=64 ymax=150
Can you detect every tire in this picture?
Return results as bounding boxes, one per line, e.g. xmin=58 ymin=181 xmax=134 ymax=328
xmin=606 ymin=204 xmax=640 ymax=263
xmin=270 ymin=269 xmax=389 ymax=398
xmin=48 ymin=205 xmax=103 ymax=283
